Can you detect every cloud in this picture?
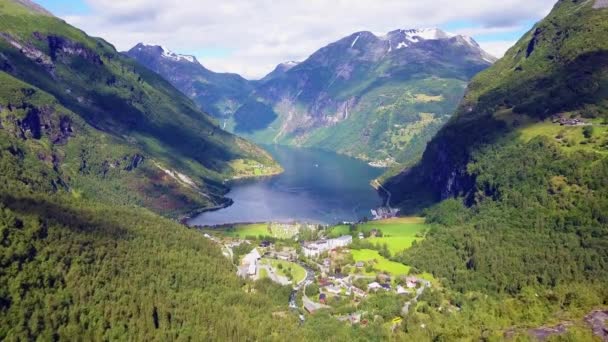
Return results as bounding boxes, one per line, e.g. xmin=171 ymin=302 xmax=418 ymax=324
xmin=479 ymin=41 xmax=519 ymax=58
xmin=59 ymin=0 xmax=556 ymax=78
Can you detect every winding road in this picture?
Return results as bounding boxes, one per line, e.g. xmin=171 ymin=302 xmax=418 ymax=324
xmin=402 ymin=280 xmax=431 ymax=315
xmin=372 ymin=179 xmax=393 ymax=209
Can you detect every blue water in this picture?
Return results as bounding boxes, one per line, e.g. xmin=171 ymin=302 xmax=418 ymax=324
xmin=188 ymin=145 xmax=384 ymax=226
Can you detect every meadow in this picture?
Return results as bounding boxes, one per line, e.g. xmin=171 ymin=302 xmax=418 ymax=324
xmin=261 ymin=259 xmax=307 ymax=283
xmin=220 ymin=223 xmax=271 ymax=238
xmin=351 ymin=249 xmax=411 ymax=275
xmin=356 ymin=217 xmax=428 ymax=255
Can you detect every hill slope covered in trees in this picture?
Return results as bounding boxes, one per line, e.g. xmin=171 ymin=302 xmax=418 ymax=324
xmin=0 ymin=0 xmax=280 ymax=216
xmin=381 ymin=1 xmax=608 ymax=338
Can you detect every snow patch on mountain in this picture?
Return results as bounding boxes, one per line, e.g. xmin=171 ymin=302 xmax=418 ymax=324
xmin=159 ymin=45 xmax=196 ymax=63
xmin=351 ymin=34 xmax=361 ymax=48
xmin=405 ymin=28 xmax=455 ymax=40
xmin=396 ymin=42 xmax=409 ymax=49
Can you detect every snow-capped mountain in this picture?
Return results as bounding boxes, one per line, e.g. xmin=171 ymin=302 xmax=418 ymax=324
xmin=158 ymin=46 xmax=197 ymax=63
xmin=126 ymin=43 xmax=253 ymax=119
xmin=126 ymin=28 xmax=496 ymax=166
xmin=240 ymin=27 xmax=496 ymax=165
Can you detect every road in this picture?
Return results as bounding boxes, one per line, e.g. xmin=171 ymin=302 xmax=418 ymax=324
xmin=402 ymin=279 xmax=431 ymax=315
xmin=259 ymin=263 xmax=292 ymax=285
xmin=372 ymin=179 xmax=393 ymax=209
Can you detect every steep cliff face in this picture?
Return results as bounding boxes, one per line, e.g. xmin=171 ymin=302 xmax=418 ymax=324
xmin=386 ymin=0 xmax=608 ymax=207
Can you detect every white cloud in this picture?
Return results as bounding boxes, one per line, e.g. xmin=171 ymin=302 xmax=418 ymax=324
xmin=479 ymin=40 xmax=520 ymax=58
xmin=59 ymin=0 xmax=556 ymax=78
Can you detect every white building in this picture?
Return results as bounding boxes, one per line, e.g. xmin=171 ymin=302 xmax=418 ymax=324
xmin=368 ymin=282 xmax=382 ymax=291
xmin=326 ymin=286 xmax=342 ymax=295
xmin=302 ymin=235 xmax=353 ymax=258
xmin=242 ymin=248 xmax=261 ymax=276
xmin=328 ymin=235 xmax=353 ymax=249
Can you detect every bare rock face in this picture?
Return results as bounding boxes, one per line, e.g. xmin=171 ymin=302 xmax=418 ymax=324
xmin=45 ymin=35 xmax=103 ymax=65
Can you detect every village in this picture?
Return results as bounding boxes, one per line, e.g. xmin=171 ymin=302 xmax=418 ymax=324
xmin=200 ymin=216 xmax=433 ymax=326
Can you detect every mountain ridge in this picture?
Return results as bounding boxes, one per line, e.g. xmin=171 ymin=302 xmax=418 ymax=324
xmin=128 ymin=28 xmax=495 ymax=167
xmin=125 ymin=43 xmax=254 ymax=119
xmin=0 ymin=0 xmax=280 ymax=216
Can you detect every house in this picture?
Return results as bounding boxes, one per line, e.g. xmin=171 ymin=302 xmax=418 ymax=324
xmin=377 ymin=274 xmax=391 ymax=283
xmin=358 ymin=232 xmax=364 ymax=240
xmin=326 ymin=285 xmax=342 ymax=295
xmin=406 ymin=276 xmax=418 ymax=289
xmin=275 ymin=249 xmax=296 ymax=261
xmin=348 ymin=313 xmax=362 ymax=325
xmin=318 ymin=278 xmax=331 ymax=287
xmin=368 ymin=282 xmax=382 ymax=291
xmin=304 ymin=301 xmax=317 ymax=314
xmin=323 ymin=258 xmax=331 ymax=267
xmin=381 ymin=283 xmax=391 ymax=291
xmin=242 ymin=248 xmax=261 ymax=276
xmin=319 ymin=293 xmax=327 ymax=304
xmin=355 ymin=261 xmax=365 ymax=269
xmin=352 ymin=287 xmax=367 ymax=298
xmin=328 ymin=235 xmax=353 ymax=249
xmin=370 ymin=229 xmax=379 ymax=237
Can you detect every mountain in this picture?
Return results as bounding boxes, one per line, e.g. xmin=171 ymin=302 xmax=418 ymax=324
xmin=379 ymin=1 xmax=608 ymax=338
xmin=386 ymin=0 xmax=608 ymax=206
xmin=0 ymin=1 xmax=300 ymax=339
xmin=260 ymin=61 xmax=300 ymax=82
xmin=0 ymin=0 xmax=282 ymax=217
xmin=234 ymin=28 xmax=495 ymax=166
xmin=125 ymin=43 xmax=254 ymax=119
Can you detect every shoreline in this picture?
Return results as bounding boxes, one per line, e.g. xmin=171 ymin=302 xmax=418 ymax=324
xmin=180 ymin=166 xmax=284 ymax=224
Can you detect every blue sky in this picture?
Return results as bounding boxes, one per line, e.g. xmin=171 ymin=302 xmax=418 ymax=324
xmin=35 ymin=0 xmax=556 ymax=79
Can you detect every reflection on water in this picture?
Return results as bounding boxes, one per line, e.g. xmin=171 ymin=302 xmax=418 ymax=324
xmin=188 ymin=145 xmax=384 ymax=226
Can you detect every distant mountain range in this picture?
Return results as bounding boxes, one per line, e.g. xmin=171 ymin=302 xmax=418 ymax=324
xmin=127 ymin=28 xmax=495 ymax=166
xmin=126 ymin=44 xmax=253 ymax=119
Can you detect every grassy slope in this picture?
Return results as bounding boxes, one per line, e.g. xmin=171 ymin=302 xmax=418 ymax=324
xmin=329 ymin=218 xmax=428 ymax=254
xmin=299 ymin=79 xmax=466 ymax=164
xmin=237 ymin=34 xmax=486 ymax=168
xmin=262 ymin=259 xmax=306 ymax=283
xmin=351 ymin=249 xmax=411 ymax=275
xmin=0 ymin=0 xmax=280 ymax=215
xmin=362 ymin=219 xmax=428 ymax=255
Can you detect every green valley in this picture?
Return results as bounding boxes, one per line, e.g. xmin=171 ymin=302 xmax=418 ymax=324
xmin=2 ymin=0 xmax=608 ymax=340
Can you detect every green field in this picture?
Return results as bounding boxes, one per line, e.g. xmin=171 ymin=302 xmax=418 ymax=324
xmin=519 ymin=119 xmax=608 ymax=154
xmin=262 ymin=259 xmax=307 ymax=283
xmin=221 ymin=223 xmax=271 ymax=238
xmin=213 ymin=223 xmax=300 ymax=239
xmin=259 ymin=267 xmax=268 ymax=279
xmin=351 ymin=249 xmax=410 ymax=275
xmin=327 ymin=224 xmax=350 ymax=238
xmin=360 ymin=218 xmax=428 ymax=254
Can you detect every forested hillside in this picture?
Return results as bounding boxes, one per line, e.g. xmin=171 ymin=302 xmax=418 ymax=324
xmin=0 ymin=2 xmax=292 ymax=339
xmin=381 ymin=0 xmax=608 ymax=337
xmin=0 ymin=0 xmax=280 ymax=216
xmin=125 ymin=44 xmax=254 ymax=119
